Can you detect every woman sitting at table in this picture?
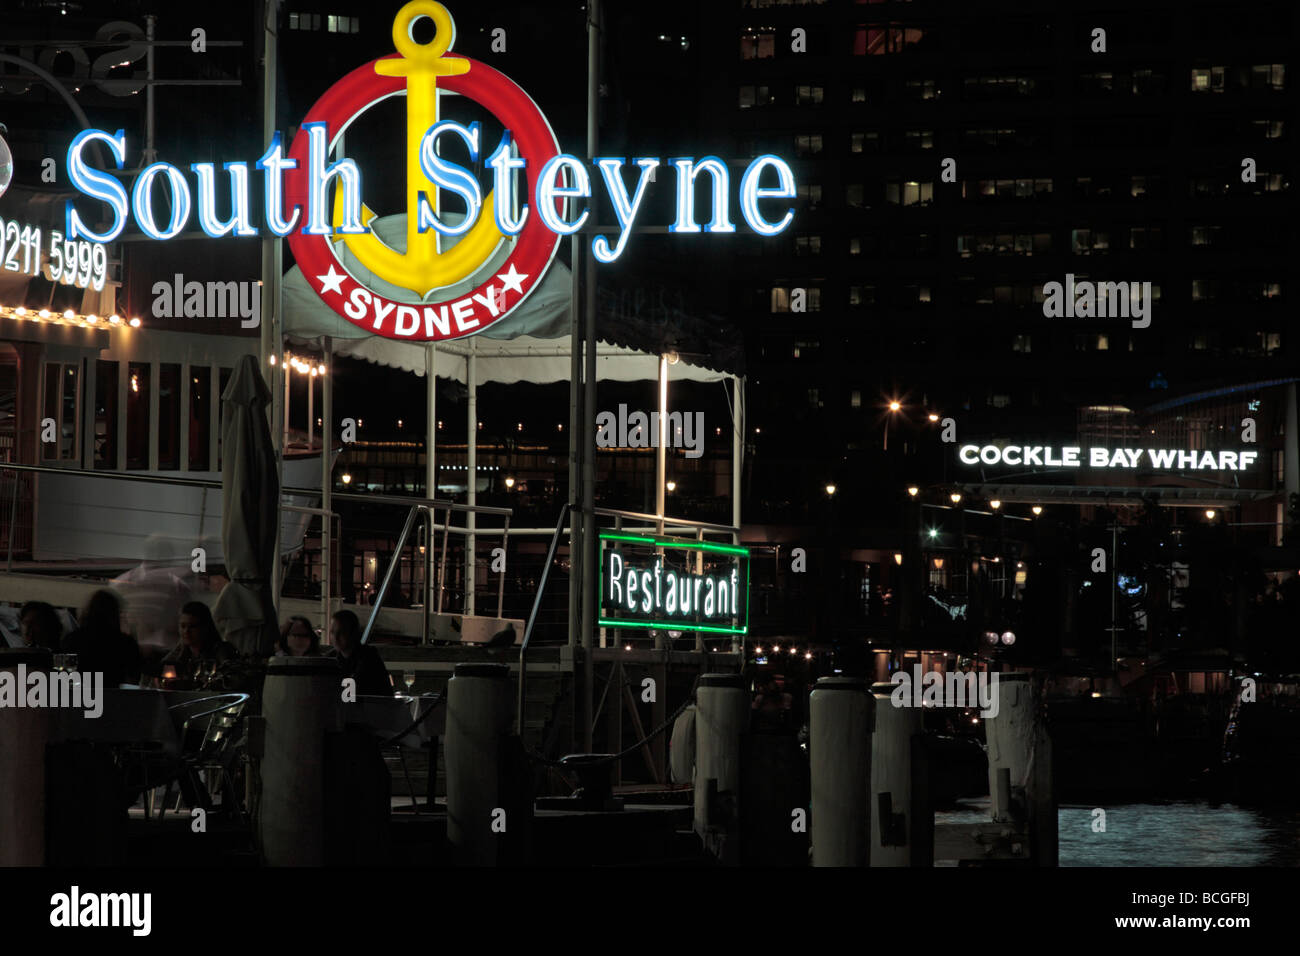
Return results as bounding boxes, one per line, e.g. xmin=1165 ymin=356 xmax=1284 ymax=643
xmin=160 ymin=601 xmax=237 ymax=681
xmin=277 ymin=615 xmax=323 ymax=657
xmin=326 ymin=609 xmax=392 ymax=695
xmin=62 ymin=589 xmax=141 ymax=686
xmin=19 ymin=601 xmax=64 ymax=653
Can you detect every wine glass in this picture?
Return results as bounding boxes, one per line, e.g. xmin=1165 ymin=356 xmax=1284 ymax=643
xmin=403 ymin=671 xmax=416 ymax=695
xmin=199 ymin=659 xmax=217 ymax=686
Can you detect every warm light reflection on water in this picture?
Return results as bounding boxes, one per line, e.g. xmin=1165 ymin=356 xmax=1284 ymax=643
xmin=935 ymin=798 xmax=1300 ymax=866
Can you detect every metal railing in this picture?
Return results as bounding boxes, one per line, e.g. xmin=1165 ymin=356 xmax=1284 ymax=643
xmin=517 ymin=503 xmax=570 ymax=732
xmin=353 ymin=493 xmax=514 ymax=646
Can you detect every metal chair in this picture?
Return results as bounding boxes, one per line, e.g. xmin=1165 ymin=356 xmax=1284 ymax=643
xmin=152 ymin=693 xmax=250 ymax=824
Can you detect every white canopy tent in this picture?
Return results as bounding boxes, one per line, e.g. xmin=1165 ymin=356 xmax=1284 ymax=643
xmin=282 ymin=215 xmax=734 ymax=385
xmin=279 ymin=217 xmax=745 ymax=617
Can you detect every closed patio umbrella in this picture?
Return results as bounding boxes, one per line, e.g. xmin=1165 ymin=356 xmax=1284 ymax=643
xmin=213 ymin=354 xmax=280 ymax=657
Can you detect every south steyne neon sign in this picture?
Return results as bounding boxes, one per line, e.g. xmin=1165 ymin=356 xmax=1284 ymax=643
xmin=60 ymin=1 xmax=796 ymax=342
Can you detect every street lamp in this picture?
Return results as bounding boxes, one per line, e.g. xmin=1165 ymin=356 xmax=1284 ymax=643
xmin=666 ymin=480 xmax=677 ymax=492
xmin=927 ymin=412 xmax=939 ymax=422
xmin=950 ymin=492 xmax=962 ymax=505
xmin=884 ymin=400 xmax=901 ymax=450
xmin=893 ymin=552 xmax=903 ymax=565
xmin=504 ymin=476 xmax=516 ymax=490
xmin=907 ymin=485 xmax=920 ymax=497
xmin=989 ymin=499 xmax=1001 ymax=510
xmin=341 ymin=473 xmax=352 ymax=485
xmin=1032 ymin=505 xmax=1043 ymax=516
xmin=1205 ymin=509 xmax=1216 ymax=520
xmin=825 ymin=483 xmax=837 ymax=496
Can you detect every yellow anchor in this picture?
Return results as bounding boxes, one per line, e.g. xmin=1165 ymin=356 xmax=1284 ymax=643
xmin=331 ymin=0 xmax=506 ymax=295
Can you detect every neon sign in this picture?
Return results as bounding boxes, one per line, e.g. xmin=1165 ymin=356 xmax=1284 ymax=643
xmin=957 ymin=444 xmax=1258 ymax=472
xmin=0 ymin=217 xmax=107 ymax=291
xmin=599 ymin=532 xmax=749 ymax=636
xmin=61 ymin=1 xmax=797 ymax=342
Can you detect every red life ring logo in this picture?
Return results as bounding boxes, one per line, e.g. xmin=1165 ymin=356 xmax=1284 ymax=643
xmin=283 ymin=0 xmax=562 ymax=341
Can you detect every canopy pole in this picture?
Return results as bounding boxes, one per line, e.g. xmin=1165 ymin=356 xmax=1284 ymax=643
xmin=261 ymin=0 xmax=284 ymax=615
xmin=579 ymin=0 xmax=601 ymax=753
xmin=656 ymin=354 xmax=667 ymax=533
xmin=567 ymin=255 xmax=583 ymax=651
xmin=466 ymin=342 xmax=477 ymax=616
xmin=732 ymin=375 xmax=744 ymax=653
xmin=321 ymin=336 xmax=332 ymax=631
xmin=427 ymin=342 xmax=437 ymax=615
xmin=654 ymin=354 xmax=667 ymax=652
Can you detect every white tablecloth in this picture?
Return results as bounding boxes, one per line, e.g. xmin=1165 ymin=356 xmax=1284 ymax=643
xmin=48 ymin=687 xmax=181 ymax=755
xmin=350 ymin=694 xmax=443 ymax=748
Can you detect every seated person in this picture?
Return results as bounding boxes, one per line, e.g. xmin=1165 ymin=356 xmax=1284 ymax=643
xmin=62 ymin=590 xmax=141 ymax=686
xmin=277 ymin=615 xmax=322 ymax=657
xmin=160 ymin=601 xmax=237 ymax=681
xmin=327 ymin=609 xmax=392 ymax=695
xmin=20 ymin=601 xmax=64 ymax=653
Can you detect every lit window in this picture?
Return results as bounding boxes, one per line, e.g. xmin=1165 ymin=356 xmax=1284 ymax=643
xmin=740 ymin=30 xmax=775 ymax=59
xmin=1190 ymin=66 xmax=1224 ymax=92
xmin=796 ymin=84 xmax=824 ymax=105
xmin=904 ymin=128 xmax=934 ymax=149
xmin=794 ymin=235 xmax=821 ymax=255
xmin=1251 ymin=119 xmax=1285 ymax=140
xmin=1250 ymin=63 xmax=1285 ymax=91
xmin=905 ymin=78 xmax=937 ymax=99
xmin=849 ymin=237 xmax=861 ymax=255
xmin=795 ymin=134 xmax=823 ymax=156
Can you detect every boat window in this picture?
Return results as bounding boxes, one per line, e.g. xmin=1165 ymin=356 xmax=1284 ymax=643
xmin=127 ymin=362 xmax=151 ymax=469
xmin=0 ymin=345 xmax=18 ymax=462
xmin=94 ymin=360 xmax=118 ymax=469
xmin=42 ymin=362 xmax=79 ymax=462
xmin=217 ymin=367 xmax=232 ymax=469
xmin=158 ymin=363 xmax=181 ymax=470
xmin=189 ymin=367 xmax=211 ymax=471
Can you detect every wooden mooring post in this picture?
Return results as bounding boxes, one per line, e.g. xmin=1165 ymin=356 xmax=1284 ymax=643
xmin=933 ymin=671 xmax=1056 ymax=866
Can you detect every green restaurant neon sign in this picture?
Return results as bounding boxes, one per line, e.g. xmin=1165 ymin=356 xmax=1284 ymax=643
xmin=598 ymin=531 xmax=750 ymax=635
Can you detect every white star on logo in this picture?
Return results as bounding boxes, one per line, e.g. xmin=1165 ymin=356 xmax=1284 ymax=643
xmin=496 ymin=264 xmax=529 ymax=296
xmin=317 ymin=265 xmax=346 ymax=296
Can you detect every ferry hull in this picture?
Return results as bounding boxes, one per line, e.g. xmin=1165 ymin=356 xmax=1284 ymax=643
xmin=31 ymin=456 xmax=326 ymax=566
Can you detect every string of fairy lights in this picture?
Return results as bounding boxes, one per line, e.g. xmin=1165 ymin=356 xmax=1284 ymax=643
xmin=0 ymin=304 xmax=141 ymax=328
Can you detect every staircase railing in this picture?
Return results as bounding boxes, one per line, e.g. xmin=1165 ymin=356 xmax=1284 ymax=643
xmin=355 ymin=493 xmax=514 ymax=645
xmin=517 ymin=503 xmax=570 ymax=733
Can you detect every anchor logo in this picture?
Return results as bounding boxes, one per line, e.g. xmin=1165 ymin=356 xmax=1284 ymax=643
xmin=284 ymin=0 xmax=562 ymax=341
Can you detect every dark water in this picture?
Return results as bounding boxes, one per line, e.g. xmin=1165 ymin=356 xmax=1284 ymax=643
xmin=936 ymin=798 xmax=1300 ymax=866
